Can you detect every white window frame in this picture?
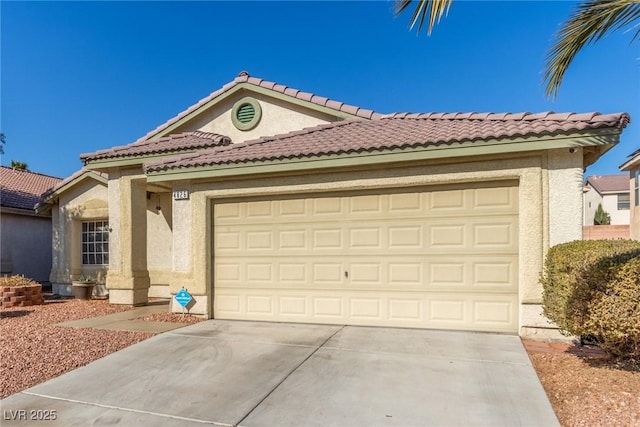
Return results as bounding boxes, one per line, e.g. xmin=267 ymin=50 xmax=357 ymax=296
xmin=81 ymin=220 xmax=109 ymax=265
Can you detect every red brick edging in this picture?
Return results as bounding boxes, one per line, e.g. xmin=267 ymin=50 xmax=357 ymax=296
xmin=0 ymin=285 xmax=44 ymax=308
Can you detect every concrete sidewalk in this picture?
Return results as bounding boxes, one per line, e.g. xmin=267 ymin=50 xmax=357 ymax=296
xmin=56 ymin=300 xmax=188 ymax=333
xmin=1 ymin=321 xmax=559 ymax=426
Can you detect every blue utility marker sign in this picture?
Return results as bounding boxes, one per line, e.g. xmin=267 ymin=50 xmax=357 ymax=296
xmin=175 ymin=288 xmax=193 ymax=308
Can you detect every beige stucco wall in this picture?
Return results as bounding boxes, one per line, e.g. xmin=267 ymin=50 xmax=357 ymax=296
xmin=165 ymin=150 xmax=582 ymax=339
xmin=1 ymin=211 xmax=54 ymax=282
xmin=146 ymin=192 xmax=172 ymax=271
xmin=548 ymin=148 xmax=583 ymax=247
xmin=105 ymin=168 xmax=150 ymax=305
xmin=52 ymin=170 xmax=177 ymax=300
xmin=49 ymin=177 xmax=109 ymax=295
xmin=172 ymin=90 xmax=338 ymax=144
xmin=147 ymin=192 xmax=173 ymax=297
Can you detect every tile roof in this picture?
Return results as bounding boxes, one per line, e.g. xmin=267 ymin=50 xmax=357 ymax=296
xmin=136 ymin=71 xmax=382 ymax=143
xmin=0 ymin=167 xmax=62 ymax=211
xmin=39 ymin=168 xmax=108 ymax=203
xmin=145 ymin=111 xmax=630 ymax=173
xmin=586 ymin=174 xmax=630 ymax=194
xmin=81 ymin=131 xmax=231 ymax=163
xmin=619 ymin=148 xmax=640 ymax=171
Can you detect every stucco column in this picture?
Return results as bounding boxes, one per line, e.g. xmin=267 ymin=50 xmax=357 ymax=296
xmin=50 ymin=205 xmax=74 ymax=295
xmin=548 ymin=148 xmax=584 ymax=246
xmin=107 ymin=171 xmax=150 ymax=306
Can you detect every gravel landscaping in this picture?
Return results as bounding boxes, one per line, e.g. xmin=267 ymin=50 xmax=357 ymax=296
xmin=1 ymin=298 xmax=639 ymax=426
xmin=527 ymin=345 xmax=640 ymax=427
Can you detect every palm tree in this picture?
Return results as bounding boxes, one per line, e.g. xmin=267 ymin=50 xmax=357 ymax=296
xmin=543 ymin=0 xmax=640 ymax=98
xmin=393 ymin=0 xmax=640 ymax=98
xmin=393 ymin=0 xmax=453 ymax=36
xmin=10 ymin=160 xmax=28 ymax=170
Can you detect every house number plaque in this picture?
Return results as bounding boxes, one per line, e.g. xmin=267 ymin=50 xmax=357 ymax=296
xmin=173 ymin=190 xmax=189 ymax=200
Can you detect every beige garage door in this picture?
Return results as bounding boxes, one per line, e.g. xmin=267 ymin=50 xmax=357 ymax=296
xmin=213 ymin=181 xmax=519 ymax=333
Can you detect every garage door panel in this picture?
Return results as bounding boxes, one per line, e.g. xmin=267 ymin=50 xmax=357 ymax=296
xmin=279 ymin=230 xmax=306 ymax=249
xmin=214 ymin=288 xmax=518 ymax=332
xmin=349 ymin=194 xmax=383 ymax=214
xmin=429 ymin=262 xmax=466 ymax=286
xmin=313 ymin=297 xmax=344 ymax=317
xmin=388 ymin=226 xmax=423 ymax=248
xmin=429 ymin=189 xmax=465 ymax=210
xmin=246 ymin=231 xmax=273 ymax=250
xmin=213 ymin=182 xmax=519 ymax=333
xmin=388 ymin=262 xmax=423 ymax=285
xmin=429 ymin=299 xmax=467 ymax=323
xmin=279 ymin=199 xmax=306 ymax=216
xmin=473 ymin=186 xmax=517 ymax=210
xmin=472 ymin=298 xmax=517 ymax=328
xmin=312 ymin=229 xmax=344 ymax=249
xmin=429 ymin=224 xmax=466 ymax=247
xmin=389 ymin=192 xmax=423 ymax=212
xmin=349 ymin=298 xmax=383 ymax=320
xmin=473 ymin=222 xmax=517 ymax=249
xmin=312 ymin=197 xmax=343 ymax=215
xmin=246 ymin=200 xmax=273 ymax=218
xmin=216 ymin=255 xmax=517 ymax=291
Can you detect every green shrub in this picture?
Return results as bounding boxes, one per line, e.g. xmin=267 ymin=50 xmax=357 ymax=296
xmin=540 ymin=240 xmax=640 ymax=359
xmin=593 ymin=203 xmax=611 ymax=225
xmin=586 ymin=257 xmax=640 ymax=359
xmin=0 ymin=275 xmax=40 ymax=288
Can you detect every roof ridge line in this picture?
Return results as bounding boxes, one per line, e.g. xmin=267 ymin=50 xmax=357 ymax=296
xmin=134 ymin=71 xmax=380 ymax=143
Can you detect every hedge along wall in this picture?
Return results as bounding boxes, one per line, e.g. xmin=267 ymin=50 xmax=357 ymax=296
xmin=540 ymin=240 xmax=640 ymax=359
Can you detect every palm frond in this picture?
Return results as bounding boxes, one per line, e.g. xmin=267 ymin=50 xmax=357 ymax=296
xmin=394 ymin=0 xmax=454 ymax=35
xmin=544 ymin=0 xmax=640 ymax=98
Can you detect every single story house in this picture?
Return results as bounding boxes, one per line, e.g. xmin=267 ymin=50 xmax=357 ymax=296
xmin=37 ymin=72 xmax=630 ymax=338
xmin=1 ymin=166 xmax=62 ymax=282
xmin=620 ymin=149 xmax=640 ymax=240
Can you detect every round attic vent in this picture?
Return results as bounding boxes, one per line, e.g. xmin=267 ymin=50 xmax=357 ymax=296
xmin=231 ymin=97 xmax=262 ymax=131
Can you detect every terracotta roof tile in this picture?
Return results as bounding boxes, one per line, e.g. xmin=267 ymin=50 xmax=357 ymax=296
xmin=145 ymin=111 xmax=630 ymax=173
xmin=586 ymin=174 xmax=630 ymax=194
xmin=0 ymin=167 xmax=62 ymax=211
xmin=135 ymin=72 xmax=383 ymax=143
xmin=81 ymin=131 xmax=231 ymax=162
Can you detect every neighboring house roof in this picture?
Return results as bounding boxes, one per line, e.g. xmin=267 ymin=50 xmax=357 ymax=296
xmin=619 ymin=148 xmax=640 ymax=171
xmin=145 ymin=111 xmax=630 ymax=173
xmin=137 ymin=71 xmax=382 ymax=143
xmin=81 ymin=131 xmax=231 ymax=162
xmin=585 ymin=174 xmax=630 ymax=195
xmin=0 ymin=166 xmax=62 ymax=211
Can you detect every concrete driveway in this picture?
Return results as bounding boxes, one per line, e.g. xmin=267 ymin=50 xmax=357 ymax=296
xmin=1 ymin=321 xmax=558 ymax=426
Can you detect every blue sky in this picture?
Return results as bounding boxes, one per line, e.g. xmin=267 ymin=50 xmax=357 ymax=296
xmin=2 ymin=1 xmax=639 ymax=179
